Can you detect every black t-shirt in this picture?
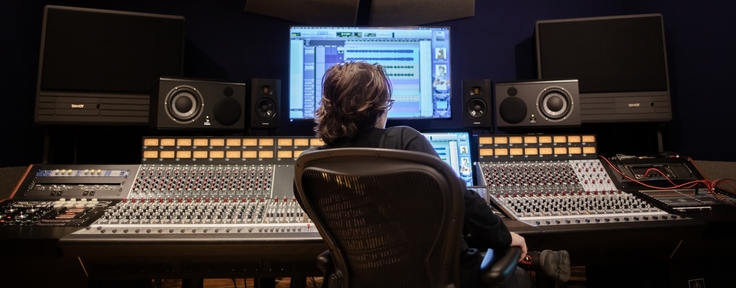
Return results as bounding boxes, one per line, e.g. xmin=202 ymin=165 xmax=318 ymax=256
xmin=307 ymin=126 xmax=512 ymax=252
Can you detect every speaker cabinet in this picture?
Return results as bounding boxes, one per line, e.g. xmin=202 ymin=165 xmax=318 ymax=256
xmin=150 ymin=77 xmax=246 ymax=131
xmin=462 ymin=79 xmax=494 ymax=129
xmin=247 ymin=78 xmax=281 ymax=129
xmin=35 ymin=5 xmax=184 ymax=125
xmin=495 ymin=79 xmax=580 ymax=129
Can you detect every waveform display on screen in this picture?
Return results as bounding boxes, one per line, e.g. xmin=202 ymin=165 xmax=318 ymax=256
xmin=422 ymin=131 xmax=473 ymax=186
xmin=347 ymin=57 xmax=415 ymax=61
xmin=289 ymin=26 xmax=452 ymax=120
xmin=346 ymin=49 xmax=414 ymax=53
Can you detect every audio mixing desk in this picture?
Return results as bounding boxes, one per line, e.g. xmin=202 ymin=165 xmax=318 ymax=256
xmin=2 ymin=137 xmax=329 ymax=280
xmin=473 ymin=135 xmax=708 ymax=264
xmin=1 ymin=135 xmax=725 ymax=280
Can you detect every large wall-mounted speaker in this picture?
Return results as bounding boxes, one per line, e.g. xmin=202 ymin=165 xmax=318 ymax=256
xmin=150 ymin=77 xmax=246 ymax=131
xmin=495 ymin=79 xmax=580 ymax=129
xmin=247 ymin=78 xmax=281 ymax=129
xmin=462 ymin=79 xmax=493 ymax=129
xmin=35 ymin=5 xmax=184 ymax=125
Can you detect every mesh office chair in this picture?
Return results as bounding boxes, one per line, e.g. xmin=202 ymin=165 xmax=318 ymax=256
xmin=293 ymin=148 xmax=521 ymax=288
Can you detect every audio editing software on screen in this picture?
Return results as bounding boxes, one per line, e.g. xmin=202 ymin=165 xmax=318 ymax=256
xmin=422 ymin=131 xmax=473 ymax=186
xmin=289 ymin=26 xmax=451 ymax=120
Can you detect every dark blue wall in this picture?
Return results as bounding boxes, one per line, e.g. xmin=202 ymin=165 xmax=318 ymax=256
xmin=1 ymin=0 xmax=733 ymax=166
xmin=623 ymin=1 xmax=736 ymax=162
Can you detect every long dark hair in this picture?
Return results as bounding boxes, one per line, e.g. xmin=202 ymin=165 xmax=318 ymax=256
xmin=314 ymin=61 xmax=392 ymax=144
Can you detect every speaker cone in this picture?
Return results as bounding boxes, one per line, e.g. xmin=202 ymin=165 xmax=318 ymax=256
xmin=213 ymin=97 xmax=242 ymax=126
xmin=499 ymin=97 xmax=527 ymax=124
xmin=537 ymin=86 xmax=572 ymax=121
xmin=164 ymin=85 xmax=203 ymax=123
xmin=255 ymin=99 xmax=276 ymax=119
xmin=466 ymin=98 xmax=487 ymax=119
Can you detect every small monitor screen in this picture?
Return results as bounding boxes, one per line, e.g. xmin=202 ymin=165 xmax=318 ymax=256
xmin=289 ymin=26 xmax=452 ymax=120
xmin=421 ymin=131 xmax=473 ymax=186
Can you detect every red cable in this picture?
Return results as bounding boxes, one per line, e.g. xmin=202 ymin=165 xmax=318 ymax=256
xmin=601 ymin=155 xmax=736 ymax=207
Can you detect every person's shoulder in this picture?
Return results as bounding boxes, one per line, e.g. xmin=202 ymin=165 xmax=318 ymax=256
xmin=386 ymin=125 xmax=423 ymax=136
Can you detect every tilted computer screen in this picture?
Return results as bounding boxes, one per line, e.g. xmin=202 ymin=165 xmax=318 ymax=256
xmin=289 ymin=26 xmax=452 ymax=120
xmin=421 ymin=131 xmax=473 ymax=186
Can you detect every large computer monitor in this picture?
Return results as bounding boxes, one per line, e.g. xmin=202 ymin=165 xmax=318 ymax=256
xmin=421 ymin=131 xmax=473 ymax=186
xmin=289 ymin=26 xmax=452 ymax=120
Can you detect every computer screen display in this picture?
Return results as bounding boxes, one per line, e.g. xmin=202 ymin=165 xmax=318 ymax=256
xmin=289 ymin=26 xmax=452 ymax=120
xmin=421 ymin=131 xmax=473 ymax=186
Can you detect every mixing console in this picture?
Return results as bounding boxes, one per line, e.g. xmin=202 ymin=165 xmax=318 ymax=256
xmin=50 ymin=144 xmax=325 ymax=277
xmin=475 ymin=134 xmax=690 ymax=227
xmin=60 ymin=159 xmax=321 ymax=237
xmin=3 ymin=134 xmax=716 ymax=280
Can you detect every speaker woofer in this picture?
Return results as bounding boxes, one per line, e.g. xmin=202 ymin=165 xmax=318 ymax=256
xmin=499 ymin=97 xmax=527 ymax=124
xmin=255 ymin=98 xmax=276 ymax=119
xmin=213 ymin=97 xmax=242 ymax=126
xmin=537 ymin=86 xmax=573 ymax=121
xmin=165 ymin=85 xmax=204 ymax=123
xmin=466 ymin=98 xmax=487 ymax=119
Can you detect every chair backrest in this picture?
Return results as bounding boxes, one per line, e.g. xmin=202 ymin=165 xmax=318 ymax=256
xmin=294 ymin=148 xmax=466 ymax=288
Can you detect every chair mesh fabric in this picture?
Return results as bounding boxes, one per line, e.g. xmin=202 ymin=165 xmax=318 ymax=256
xmin=301 ymin=170 xmax=447 ymax=288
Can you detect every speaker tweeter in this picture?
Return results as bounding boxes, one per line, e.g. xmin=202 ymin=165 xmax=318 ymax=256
xmin=495 ymin=79 xmax=580 ymax=129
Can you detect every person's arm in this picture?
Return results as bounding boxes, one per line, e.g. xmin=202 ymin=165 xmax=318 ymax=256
xmin=393 ymin=127 xmax=526 ymax=258
xmin=509 ymin=231 xmax=528 ymax=262
xmin=464 ymin=189 xmax=528 ymax=262
xmin=462 ymin=188 xmax=512 ymax=250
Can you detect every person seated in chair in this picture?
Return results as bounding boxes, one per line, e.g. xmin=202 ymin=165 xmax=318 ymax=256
xmin=304 ymin=61 xmax=570 ymax=287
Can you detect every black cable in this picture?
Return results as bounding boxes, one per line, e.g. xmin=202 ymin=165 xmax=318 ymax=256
xmin=231 ymin=278 xmax=237 ymax=288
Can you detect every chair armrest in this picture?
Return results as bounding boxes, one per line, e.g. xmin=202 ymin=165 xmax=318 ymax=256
xmin=316 ymin=250 xmax=334 ymax=272
xmin=316 ymin=250 xmax=342 ymax=288
xmin=480 ymin=247 xmax=522 ymax=286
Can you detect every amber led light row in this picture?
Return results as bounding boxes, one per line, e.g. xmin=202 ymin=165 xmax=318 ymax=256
xmin=142 ymin=138 xmax=323 ymax=148
xmin=477 ymin=135 xmax=597 ymax=158
xmin=142 ymin=137 xmax=324 ymax=161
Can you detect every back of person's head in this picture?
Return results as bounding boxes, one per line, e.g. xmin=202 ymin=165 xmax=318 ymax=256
xmin=314 ymin=61 xmax=392 ymax=144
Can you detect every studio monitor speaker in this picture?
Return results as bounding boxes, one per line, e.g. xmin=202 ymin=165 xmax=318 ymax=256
xmin=495 ymin=79 xmax=580 ymax=129
xmin=150 ymin=77 xmax=246 ymax=131
xmin=462 ymin=79 xmax=493 ymax=129
xmin=247 ymin=78 xmax=281 ymax=129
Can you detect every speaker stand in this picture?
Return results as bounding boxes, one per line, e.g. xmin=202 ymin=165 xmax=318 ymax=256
xmin=657 ymin=123 xmax=665 ymax=153
xmin=42 ymin=128 xmax=51 ymax=165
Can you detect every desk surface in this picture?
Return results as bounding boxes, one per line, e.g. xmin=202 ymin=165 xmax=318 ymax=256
xmin=0 ymin=166 xmax=28 ymax=200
